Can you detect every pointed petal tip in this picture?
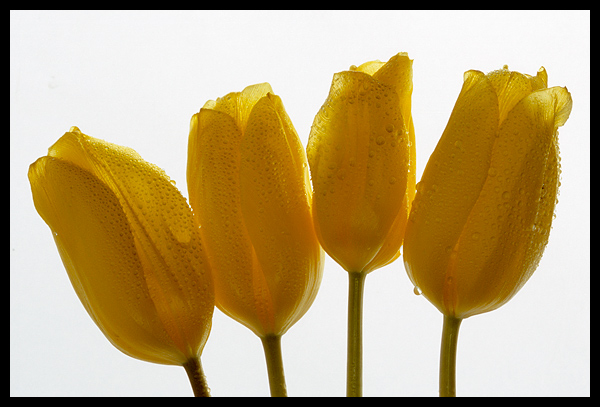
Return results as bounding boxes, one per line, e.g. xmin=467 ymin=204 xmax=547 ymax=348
xmin=242 ymin=82 xmax=273 ymax=98
xmin=554 ymin=86 xmax=573 ymax=129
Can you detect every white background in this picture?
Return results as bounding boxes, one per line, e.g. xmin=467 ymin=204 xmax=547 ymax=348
xmin=11 ymin=10 xmax=589 ymax=397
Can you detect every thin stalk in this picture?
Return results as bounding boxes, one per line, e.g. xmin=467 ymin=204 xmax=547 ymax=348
xmin=260 ymin=334 xmax=288 ymax=397
xmin=439 ymin=315 xmax=462 ymax=397
xmin=347 ymin=271 xmax=367 ymax=397
xmin=183 ymin=356 xmax=211 ymax=397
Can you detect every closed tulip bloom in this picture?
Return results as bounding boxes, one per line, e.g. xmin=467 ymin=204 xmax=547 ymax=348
xmin=404 ymin=66 xmax=572 ymax=319
xmin=306 ymin=53 xmax=414 ymax=396
xmin=307 ymin=53 xmax=415 ymax=274
xmin=402 ymin=66 xmax=572 ymax=396
xmin=29 ymin=128 xmax=214 ymax=396
xmin=187 ymin=83 xmax=323 ymax=396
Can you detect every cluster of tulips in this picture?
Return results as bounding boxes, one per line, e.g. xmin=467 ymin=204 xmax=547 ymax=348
xmin=29 ymin=52 xmax=572 ymax=397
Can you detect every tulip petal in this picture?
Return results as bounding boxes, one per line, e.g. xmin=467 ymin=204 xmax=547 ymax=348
xmin=351 ymin=60 xmax=385 ymax=76
xmin=486 ymin=66 xmax=549 ymax=127
xmin=372 ymin=53 xmax=413 ymax=128
xmin=308 ymin=70 xmax=409 ymax=272
xmin=38 ymin=128 xmax=214 ymax=363
xmin=210 ymin=83 xmax=273 ymax=133
xmin=448 ymin=86 xmax=572 ymax=318
xmin=239 ymin=93 xmax=323 ymax=334
xmin=403 ymin=70 xmax=499 ymax=309
xmin=187 ymin=109 xmax=270 ymax=335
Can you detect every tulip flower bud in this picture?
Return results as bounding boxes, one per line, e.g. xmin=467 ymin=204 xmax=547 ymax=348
xmin=187 ymin=83 xmax=324 ymax=339
xmin=403 ymin=66 xmax=572 ymax=319
xmin=29 ymin=128 xmax=215 ymax=369
xmin=307 ymin=53 xmax=415 ymax=274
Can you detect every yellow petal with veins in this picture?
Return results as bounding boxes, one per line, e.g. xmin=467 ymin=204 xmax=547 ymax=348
xmin=240 ymin=93 xmax=323 ymax=335
xmin=188 ymin=108 xmax=267 ymax=334
xmin=404 ymin=70 xmax=499 ymax=305
xmin=446 ymin=86 xmax=572 ymax=318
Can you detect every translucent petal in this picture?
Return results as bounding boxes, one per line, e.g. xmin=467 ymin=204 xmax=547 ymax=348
xmin=240 ymin=94 xmax=323 ymax=334
xmin=210 ymin=83 xmax=273 ymax=134
xmin=187 ymin=108 xmax=268 ymax=335
xmin=449 ymin=86 xmax=572 ymax=318
xmin=403 ymin=70 xmax=499 ymax=311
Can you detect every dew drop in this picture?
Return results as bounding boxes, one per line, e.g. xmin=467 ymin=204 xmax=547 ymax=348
xmin=376 ymin=136 xmax=386 ymax=146
xmin=413 ymin=286 xmax=422 ymax=296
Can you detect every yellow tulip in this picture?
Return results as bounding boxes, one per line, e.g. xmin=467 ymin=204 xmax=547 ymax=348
xmin=307 ymin=53 xmax=415 ymax=274
xmin=29 ymin=128 xmax=214 ymax=396
xmin=402 ymin=66 xmax=572 ymax=396
xmin=187 ymin=83 xmax=324 ymax=396
xmin=306 ymin=53 xmax=414 ymax=396
xmin=404 ymin=66 xmax=572 ymax=319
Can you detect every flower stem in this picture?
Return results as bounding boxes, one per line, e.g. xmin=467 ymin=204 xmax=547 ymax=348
xmin=439 ymin=315 xmax=462 ymax=397
xmin=183 ymin=356 xmax=211 ymax=397
xmin=260 ymin=334 xmax=288 ymax=397
xmin=347 ymin=271 xmax=367 ymax=397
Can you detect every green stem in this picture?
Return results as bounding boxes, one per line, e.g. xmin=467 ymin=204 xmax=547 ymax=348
xmin=347 ymin=271 xmax=367 ymax=397
xmin=260 ymin=334 xmax=288 ymax=397
xmin=439 ymin=315 xmax=462 ymax=397
xmin=183 ymin=356 xmax=211 ymax=397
